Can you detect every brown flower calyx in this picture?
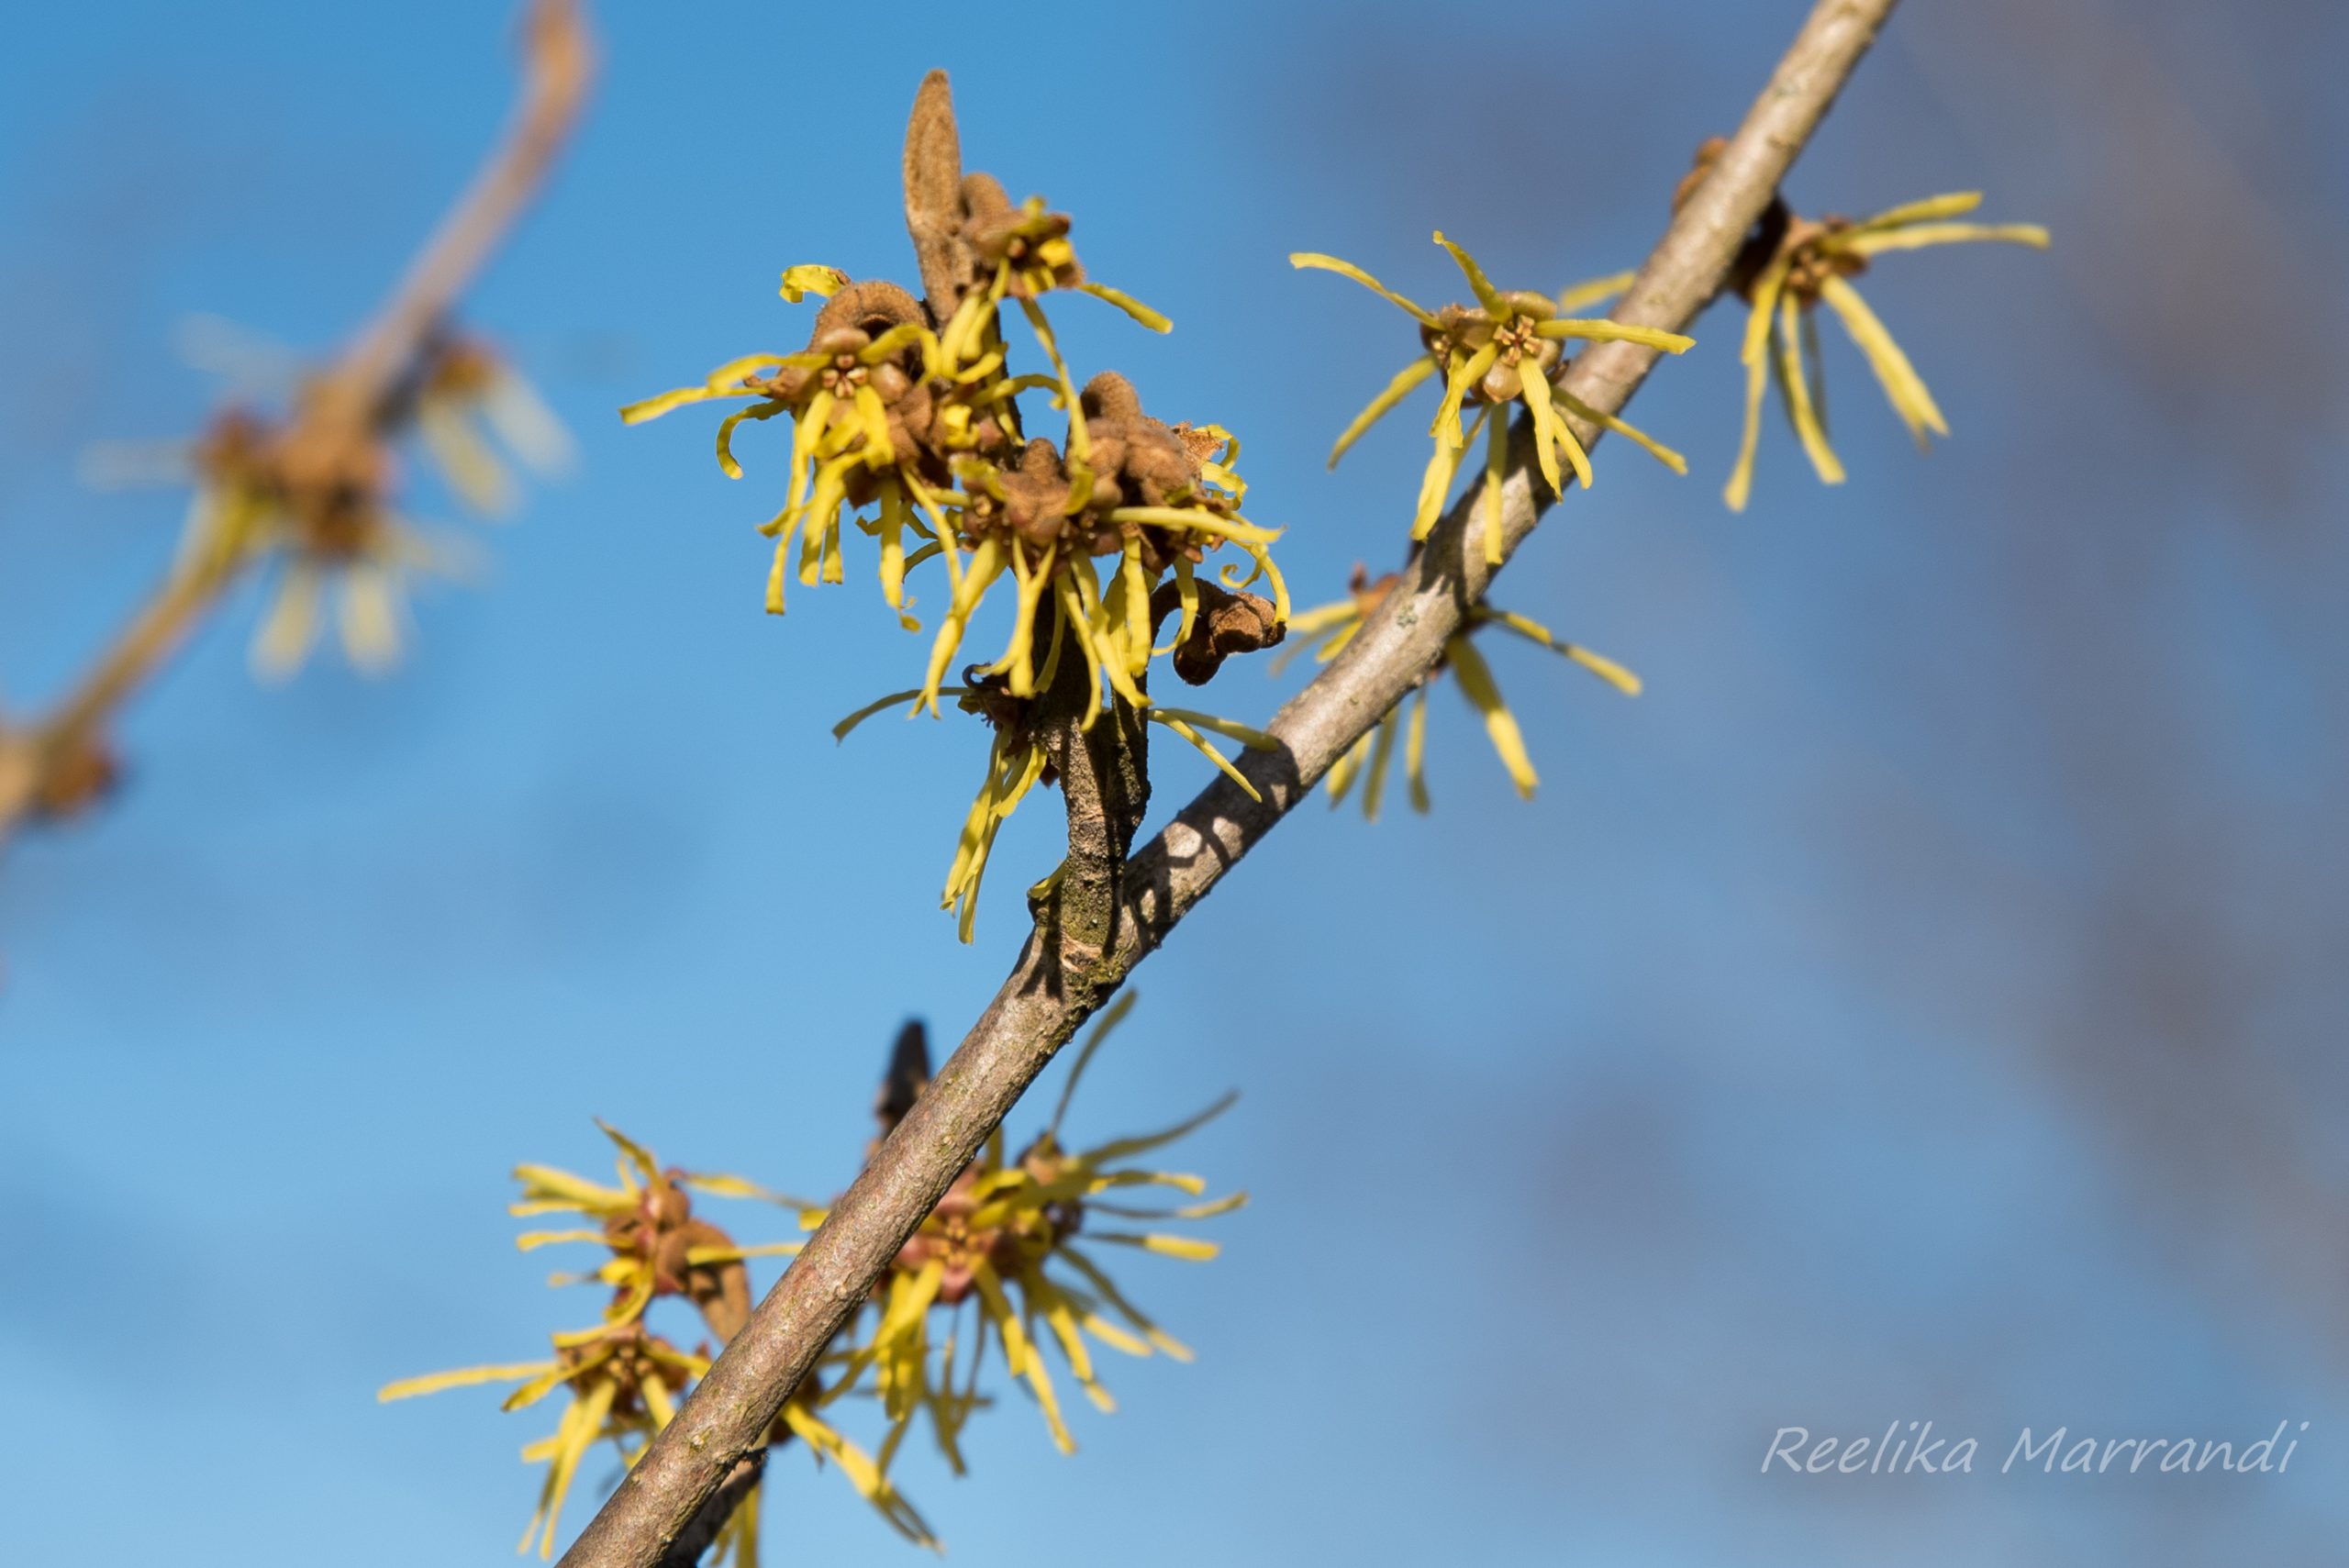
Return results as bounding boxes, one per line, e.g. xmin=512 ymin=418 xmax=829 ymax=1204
xmin=1148 ymin=577 xmax=1286 ymax=686
xmin=952 ymin=373 xmax=1232 ymax=568
xmin=562 ymin=1322 xmax=696 ymax=1418
xmin=598 ymin=1167 xmax=752 ymax=1335
xmin=195 ymin=405 xmax=393 ymax=562
xmin=1080 ymin=373 xmax=1204 ymax=517
xmin=959 ymin=172 xmax=1082 ymax=297
xmin=887 ymin=1140 xmax=1077 ymax=1308
xmin=952 ymin=671 xmax=1060 ymax=791
xmin=1775 ymin=212 xmax=1868 ymax=299
xmin=1421 ymin=299 xmax=1566 ymax=406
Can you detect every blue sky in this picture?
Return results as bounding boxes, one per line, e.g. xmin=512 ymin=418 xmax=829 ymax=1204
xmin=4 ymin=2 xmax=2346 ymax=1563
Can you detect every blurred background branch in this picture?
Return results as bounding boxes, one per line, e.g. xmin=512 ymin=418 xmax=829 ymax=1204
xmin=0 ymin=0 xmax=593 ymax=862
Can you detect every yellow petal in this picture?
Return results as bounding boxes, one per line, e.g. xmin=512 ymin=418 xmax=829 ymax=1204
xmin=1533 ymin=318 xmax=1694 ymax=353
xmin=1429 ymin=342 xmax=1498 ymax=447
xmin=617 ymin=384 xmax=758 ymax=425
xmin=1550 ymin=385 xmax=1687 ymax=474
xmin=1815 ymin=273 xmax=1948 ymax=446
xmin=1087 ymin=1231 xmax=1220 ymax=1262
xmin=1474 ymin=608 xmax=1642 ymax=695
xmin=779 ymin=264 xmax=849 ymax=302
xmin=1405 ymin=686 xmax=1431 ymax=813
xmin=1056 ymin=1245 xmax=1193 ymax=1361
xmin=1835 ymin=220 xmax=2049 ymax=257
xmin=1145 ymin=707 xmax=1278 ymax=750
xmin=1850 ymin=192 xmax=1984 ymax=232
xmin=715 ymin=399 xmax=786 ymax=479
xmin=1149 ymin=713 xmax=1264 ymax=803
xmin=1724 ymin=256 xmax=1792 ymax=513
xmin=1413 ymin=405 xmax=1486 ymax=539
xmin=338 ymin=564 xmax=403 ymax=673
xmin=1444 ymin=633 xmax=1536 ymax=797
xmin=1555 ymin=269 xmax=1636 ymax=314
xmin=514 ymin=1229 xmax=607 ymax=1252
xmin=1288 ymin=252 xmax=1437 ymax=326
xmin=1431 ymin=230 xmax=1505 ymax=315
xmin=1327 ymin=356 xmax=1439 ymax=470
xmin=250 ymin=562 xmax=321 ymax=680
xmin=1076 ymin=280 xmax=1171 ymax=331
xmin=1361 ymin=709 xmax=1401 ymax=823
xmin=377 ymin=1360 xmax=555 ymax=1402
xmin=1085 ymin=1090 xmax=1238 ymax=1164
xmin=1776 ymin=292 xmax=1845 ymax=484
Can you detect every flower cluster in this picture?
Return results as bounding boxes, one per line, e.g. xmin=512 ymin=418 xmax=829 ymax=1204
xmin=175 ymin=333 xmax=569 ymax=676
xmin=827 ymin=995 xmax=1241 ymax=1464
xmin=625 ymin=74 xmax=1288 ymax=940
xmin=1693 ymin=139 xmax=2050 ymax=509
xmin=384 ymin=1001 xmax=1234 ymax=1558
xmin=1281 ymin=566 xmax=1641 ymax=813
xmin=1291 ymin=233 xmax=1693 ymax=562
xmin=381 ymin=1122 xmax=926 ymax=1561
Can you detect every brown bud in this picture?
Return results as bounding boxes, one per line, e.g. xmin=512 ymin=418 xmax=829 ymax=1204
xmin=1149 ymin=579 xmax=1286 ymax=685
xmin=1674 ymin=136 xmax=1729 ymax=211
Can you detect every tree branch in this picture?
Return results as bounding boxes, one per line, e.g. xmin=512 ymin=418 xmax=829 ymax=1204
xmin=556 ymin=2 xmax=1899 ymax=1562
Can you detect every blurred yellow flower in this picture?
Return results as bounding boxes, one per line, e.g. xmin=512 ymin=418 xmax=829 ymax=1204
xmin=1722 ymin=191 xmax=2049 ymax=510
xmin=1281 ymin=567 xmax=1639 ymax=813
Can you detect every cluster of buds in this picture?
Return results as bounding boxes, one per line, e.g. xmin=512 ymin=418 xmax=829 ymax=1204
xmin=1678 ymin=139 xmax=2051 ymax=510
xmin=1291 ymin=234 xmax=1694 ymax=562
xmin=177 ymin=331 xmax=569 ymax=676
xmin=384 ymin=1000 xmax=1235 ymax=1558
xmin=1281 ymin=566 xmax=1641 ymax=814
xmin=625 ymin=72 xmax=1287 ymax=940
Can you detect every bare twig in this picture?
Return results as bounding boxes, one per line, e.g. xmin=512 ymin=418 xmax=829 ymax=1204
xmin=556 ymin=3 xmax=1899 ymax=1562
xmin=0 ymin=0 xmax=594 ymax=856
xmin=322 ymin=0 xmax=595 ymax=429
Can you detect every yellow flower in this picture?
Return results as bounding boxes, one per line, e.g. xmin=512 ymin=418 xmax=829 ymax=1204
xmin=144 ymin=329 xmax=563 ymax=681
xmin=1721 ymin=190 xmax=2049 ymax=510
xmin=1280 ymin=567 xmax=1640 ymax=813
xmin=382 ymin=1122 xmax=933 ymax=1559
xmin=825 ymin=995 xmax=1242 ymax=1462
xmin=935 ymin=175 xmax=1171 ymax=365
xmin=1291 ymin=234 xmax=1693 ymax=562
xmin=620 ymin=272 xmax=955 ymax=619
xmin=507 ymin=1120 xmax=810 ymax=1340
xmin=380 ymin=1323 xmax=707 ymax=1558
xmin=176 ymin=406 xmax=453 ymax=681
